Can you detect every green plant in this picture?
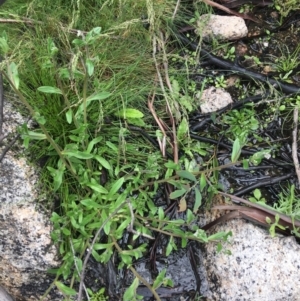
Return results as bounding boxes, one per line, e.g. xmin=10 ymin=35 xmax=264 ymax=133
xmin=215 ymin=75 xmax=227 ymax=88
xmin=275 ymin=185 xmax=300 ymax=224
xmin=248 ymin=186 xmax=300 ymax=237
xmin=271 ymin=44 xmax=300 ymax=82
xmin=249 ymin=189 xmax=266 ymax=203
xmin=88 ymin=288 xmax=108 ymax=301
xmin=0 ymin=3 xmax=235 ymax=300
xmin=223 ymin=46 xmax=235 ymax=61
xmin=3 ymin=1 xmax=299 ymax=300
xmin=274 ymin=0 xmax=300 ymax=17
xmin=222 ymin=105 xmax=260 ymax=139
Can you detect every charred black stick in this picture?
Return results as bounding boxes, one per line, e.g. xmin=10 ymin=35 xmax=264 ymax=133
xmin=233 ymin=173 xmax=293 ymax=196
xmin=175 ymin=32 xmax=300 ymax=95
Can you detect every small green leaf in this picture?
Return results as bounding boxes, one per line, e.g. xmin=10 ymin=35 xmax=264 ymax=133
xmin=177 ymin=117 xmax=189 ymax=141
xmin=34 ymin=114 xmax=46 ymax=125
xmin=216 ymin=242 xmax=223 ymax=253
xmin=86 ymin=182 xmax=108 ymax=194
xmin=8 ymin=62 xmax=19 ymax=90
xmin=208 ymin=231 xmax=232 ymax=242
xmin=66 ymin=109 xmax=73 ymax=124
xmin=0 ymin=36 xmax=9 ymax=54
xmin=62 ymin=228 xmax=71 ymax=236
xmin=75 ymin=257 xmax=83 ymax=273
xmin=87 ymin=137 xmax=103 ymax=153
xmin=55 ymin=281 xmax=77 ymax=296
xmin=170 ymin=188 xmax=186 ymax=199
xmin=80 ymin=199 xmax=102 ymax=208
xmin=47 ymin=166 xmax=65 ymax=191
xmin=94 ymin=155 xmax=111 ymax=170
xmin=22 ymin=130 xmax=47 ymax=140
xmin=75 ymin=92 xmax=111 ymax=118
xmin=37 ymin=86 xmax=62 ymax=94
xmin=243 ymin=159 xmax=249 ymax=169
xmin=86 ymin=58 xmax=94 ymax=76
xmin=117 ymin=108 xmax=144 ymax=119
xmin=93 ymin=243 xmax=114 ymax=250
xmin=104 ymin=220 xmax=111 ymax=235
xmin=177 ymin=170 xmax=196 ymax=182
xmin=164 ymin=161 xmax=180 ymax=170
xmin=166 ymin=237 xmax=173 ymax=256
xmin=120 ymin=254 xmax=132 ymax=265
xmin=253 ymin=189 xmax=261 ymax=200
xmin=62 ymin=150 xmax=94 ymax=159
xmin=123 ymin=277 xmax=139 ymax=301
xmin=200 ymin=174 xmax=206 ymax=192
xmin=116 ymin=217 xmax=131 ymax=235
xmin=193 ymin=188 xmax=202 ymax=213
xmin=231 ymin=137 xmax=241 ymax=163
xmin=86 ymin=91 xmax=111 ymax=102
xmin=186 ymin=209 xmax=195 ymax=224
xmin=153 ymin=269 xmax=166 ymax=290
xmin=126 ymin=117 xmax=146 ymax=127
xmin=106 ymin=141 xmax=118 ymax=151
xmin=47 ymin=37 xmax=58 ymax=56
xmin=70 ymin=216 xmax=80 ymax=229
xmin=107 ymin=177 xmax=125 ymax=199
xmin=158 ymin=207 xmax=164 ymax=220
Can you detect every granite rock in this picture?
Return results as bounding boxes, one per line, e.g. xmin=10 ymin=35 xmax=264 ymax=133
xmin=198 ymin=87 xmax=233 ymax=113
xmin=0 ymin=102 xmax=62 ymax=301
xmin=196 ymin=14 xmax=248 ymax=41
xmin=201 ymin=219 xmax=300 ymax=300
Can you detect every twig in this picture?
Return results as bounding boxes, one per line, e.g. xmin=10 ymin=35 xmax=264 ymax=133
xmin=218 ymin=191 xmax=300 ymax=228
xmin=207 ymin=204 xmax=291 ymax=235
xmin=153 ymin=33 xmax=178 ymax=163
xmin=200 ymin=0 xmax=260 ymax=23
xmin=172 ymin=0 xmax=181 ymax=20
xmin=292 ymin=106 xmax=300 ymax=186
xmin=69 ymin=240 xmax=90 ymax=301
xmin=77 ymin=200 xmax=128 ymax=301
xmin=158 ymin=31 xmax=178 ymax=163
xmin=147 ymin=91 xmax=167 ymax=157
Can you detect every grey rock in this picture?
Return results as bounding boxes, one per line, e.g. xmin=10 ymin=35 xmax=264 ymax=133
xmin=201 ymin=219 xmax=300 ymax=300
xmin=198 ymin=87 xmax=233 ymax=113
xmin=196 ymin=14 xmax=248 ymax=41
xmin=0 ymin=102 xmax=62 ymax=301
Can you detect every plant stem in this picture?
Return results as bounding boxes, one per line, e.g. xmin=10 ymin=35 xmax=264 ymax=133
xmin=112 ymin=236 xmax=162 ymax=301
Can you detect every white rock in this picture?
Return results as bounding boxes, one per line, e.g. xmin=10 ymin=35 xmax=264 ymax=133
xmin=0 ymin=102 xmax=62 ymax=301
xmin=202 ymin=219 xmax=300 ymax=300
xmin=199 ymin=87 xmax=233 ymax=113
xmin=196 ymin=14 xmax=248 ymax=41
